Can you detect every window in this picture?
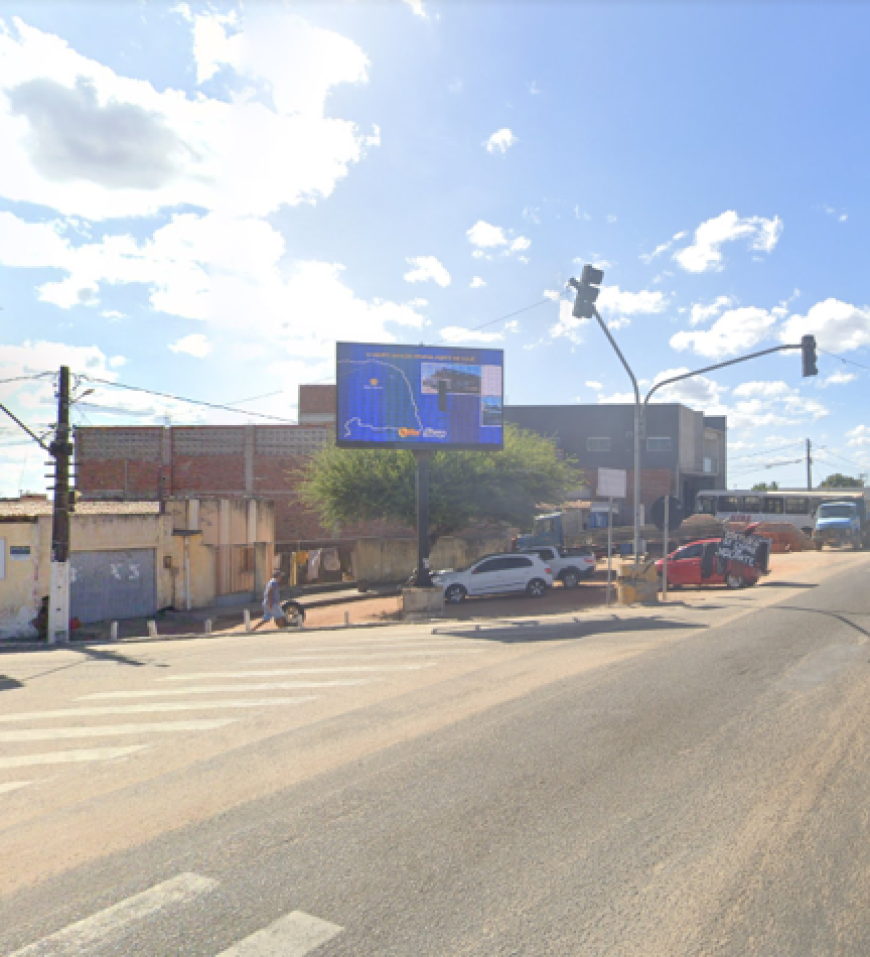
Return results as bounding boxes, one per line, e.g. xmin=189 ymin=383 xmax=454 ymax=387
xmin=785 ymin=497 xmax=809 ymax=514
xmin=718 ymin=496 xmax=740 ymax=513
xmin=763 ymin=497 xmax=783 ymax=514
xmin=503 ymin=556 xmax=534 ymax=569
xmin=676 ymin=544 xmax=703 ymax=560
xmin=586 ymin=437 xmax=611 ymax=452
xmin=740 ymin=496 xmax=762 ymax=512
xmin=473 ymin=558 xmax=505 ymax=574
xmin=696 ymin=496 xmax=716 ymax=515
xmin=647 ymin=436 xmax=672 ymax=452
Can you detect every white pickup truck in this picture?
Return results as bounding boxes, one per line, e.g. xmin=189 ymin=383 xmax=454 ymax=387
xmin=517 ymin=545 xmax=597 ymax=588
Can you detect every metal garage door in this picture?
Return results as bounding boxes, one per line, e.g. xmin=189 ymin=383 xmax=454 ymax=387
xmin=71 ymin=549 xmax=157 ymax=624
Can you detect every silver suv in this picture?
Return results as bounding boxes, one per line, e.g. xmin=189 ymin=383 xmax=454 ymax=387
xmin=432 ymin=553 xmax=554 ymax=603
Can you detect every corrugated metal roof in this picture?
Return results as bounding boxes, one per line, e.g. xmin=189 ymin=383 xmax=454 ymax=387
xmin=0 ymin=499 xmax=162 ymax=518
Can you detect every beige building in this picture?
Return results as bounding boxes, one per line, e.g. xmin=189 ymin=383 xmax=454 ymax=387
xmin=0 ymin=496 xmax=274 ymax=639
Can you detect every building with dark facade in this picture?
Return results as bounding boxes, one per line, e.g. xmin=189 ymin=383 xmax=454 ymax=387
xmin=505 ymin=403 xmax=726 ymax=519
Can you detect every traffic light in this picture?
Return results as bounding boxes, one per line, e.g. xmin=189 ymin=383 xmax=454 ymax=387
xmin=569 ymin=265 xmax=605 ymax=319
xmin=801 ymin=334 xmax=818 ymax=377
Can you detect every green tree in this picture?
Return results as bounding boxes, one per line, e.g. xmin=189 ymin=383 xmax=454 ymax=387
xmin=818 ymin=472 xmax=864 ymax=488
xmin=298 ymin=424 xmax=581 ymax=543
xmin=751 ymin=481 xmax=779 ymax=492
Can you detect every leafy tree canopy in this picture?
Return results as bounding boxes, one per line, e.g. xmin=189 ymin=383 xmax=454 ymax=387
xmin=298 ymin=424 xmax=581 ymax=543
xmin=818 ymin=472 xmax=864 ymax=488
xmin=751 ymin=481 xmax=780 ymax=491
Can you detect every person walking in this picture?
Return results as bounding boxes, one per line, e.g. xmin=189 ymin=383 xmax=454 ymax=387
xmin=252 ymin=570 xmax=286 ymax=630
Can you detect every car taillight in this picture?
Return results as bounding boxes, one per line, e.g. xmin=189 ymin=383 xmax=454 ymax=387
xmin=544 ymin=567 xmax=551 ymax=575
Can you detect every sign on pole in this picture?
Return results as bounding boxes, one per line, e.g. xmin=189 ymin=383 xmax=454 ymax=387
xmin=597 ymin=468 xmax=626 ymax=499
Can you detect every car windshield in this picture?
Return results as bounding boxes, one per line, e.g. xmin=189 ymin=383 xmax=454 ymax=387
xmin=818 ymin=505 xmax=856 ymax=518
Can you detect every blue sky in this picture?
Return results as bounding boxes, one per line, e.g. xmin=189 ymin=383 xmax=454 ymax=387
xmin=1 ymin=0 xmax=869 ymax=496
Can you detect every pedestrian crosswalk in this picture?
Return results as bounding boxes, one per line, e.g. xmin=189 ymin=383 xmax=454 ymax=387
xmin=6 ymin=871 xmax=343 ymax=957
xmin=0 ymin=634 xmax=493 ymax=800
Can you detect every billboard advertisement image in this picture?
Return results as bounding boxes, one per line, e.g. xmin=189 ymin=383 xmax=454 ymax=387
xmin=336 ymin=342 xmax=504 ymax=450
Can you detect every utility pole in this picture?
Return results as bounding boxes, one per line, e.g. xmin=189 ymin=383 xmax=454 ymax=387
xmin=806 ymin=438 xmax=812 ymax=490
xmin=48 ymin=366 xmax=72 ymax=644
xmin=569 ymin=268 xmax=819 ymax=565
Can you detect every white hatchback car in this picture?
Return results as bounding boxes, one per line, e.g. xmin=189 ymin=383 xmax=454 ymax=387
xmin=432 ymin=553 xmax=554 ymax=603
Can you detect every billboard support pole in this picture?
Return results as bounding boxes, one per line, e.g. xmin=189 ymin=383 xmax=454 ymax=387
xmin=414 ymin=451 xmax=434 ymax=587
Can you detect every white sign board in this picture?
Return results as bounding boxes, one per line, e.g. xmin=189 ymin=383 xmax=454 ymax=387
xmin=597 ymin=468 xmax=627 ymax=499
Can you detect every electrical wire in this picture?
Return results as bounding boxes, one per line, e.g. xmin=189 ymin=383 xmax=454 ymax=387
xmin=79 ymin=376 xmax=299 ymax=424
xmin=466 ymin=298 xmax=554 ymax=333
xmin=819 ymin=348 xmax=870 ymax=373
xmin=729 ymin=441 xmax=805 ymax=462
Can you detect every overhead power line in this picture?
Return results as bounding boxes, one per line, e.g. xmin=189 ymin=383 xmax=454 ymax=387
xmin=819 ymin=348 xmax=870 ymax=373
xmin=80 ymin=376 xmax=299 ymax=424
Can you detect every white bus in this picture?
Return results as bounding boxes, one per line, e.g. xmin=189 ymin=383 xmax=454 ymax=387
xmin=694 ymin=488 xmax=869 ymax=534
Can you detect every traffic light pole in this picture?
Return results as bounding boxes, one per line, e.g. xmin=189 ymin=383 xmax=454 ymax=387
xmin=48 ymin=366 xmax=72 ymax=644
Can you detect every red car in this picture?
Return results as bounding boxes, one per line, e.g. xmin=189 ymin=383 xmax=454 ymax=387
xmin=655 ymin=537 xmax=765 ymax=590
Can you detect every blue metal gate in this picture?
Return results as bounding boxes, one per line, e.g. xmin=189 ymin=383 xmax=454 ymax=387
xmin=71 ymin=549 xmax=157 ymax=624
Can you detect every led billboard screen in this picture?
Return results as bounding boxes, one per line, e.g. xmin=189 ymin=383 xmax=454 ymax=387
xmin=336 ymin=342 xmax=504 ymax=450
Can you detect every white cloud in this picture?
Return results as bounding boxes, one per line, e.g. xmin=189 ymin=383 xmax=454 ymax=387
xmin=542 ymin=289 xmax=560 ymax=301
xmin=439 ymin=320 xmax=516 ymax=344
xmin=528 ymin=81 xmax=541 ymax=95
xmin=779 ymin=298 xmax=870 ymax=352
xmin=484 ymin=128 xmax=517 ymax=154
xmin=470 ymin=276 xmax=486 ymax=288
xmin=467 ymin=220 xmax=508 ymax=248
xmin=466 ymin=220 xmax=530 ymax=258
xmin=401 ymin=0 xmax=430 ymax=18
xmin=689 ymin=295 xmax=733 ymax=326
xmin=169 ymin=333 xmax=212 ymax=358
xmin=819 ymin=370 xmax=856 ymax=387
xmin=551 ymin=285 xmax=667 ymax=345
xmin=403 ymin=255 xmax=451 ymax=287
xmin=606 ymin=214 xmax=617 ymax=224
xmin=670 ymin=306 xmax=776 ymax=358
xmin=0 ymin=14 xmax=377 ymax=220
xmin=847 ymin=425 xmax=870 ymax=447
xmin=598 ymin=286 xmax=667 ymax=318
xmin=585 ymin=380 xmax=602 ymax=390
xmin=673 ymin=211 xmax=783 ymax=273
xmin=733 ymin=380 xmax=792 ymax=398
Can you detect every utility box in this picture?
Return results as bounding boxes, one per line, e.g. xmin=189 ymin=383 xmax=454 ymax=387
xmin=616 ymin=561 xmax=659 ymax=605
xmin=402 ymin=586 xmax=445 ymax=621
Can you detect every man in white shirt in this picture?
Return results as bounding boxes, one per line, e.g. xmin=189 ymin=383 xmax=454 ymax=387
xmin=252 ymin=571 xmax=285 ymax=630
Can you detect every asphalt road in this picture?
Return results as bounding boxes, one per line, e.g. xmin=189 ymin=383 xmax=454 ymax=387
xmin=2 ymin=550 xmax=869 ymax=956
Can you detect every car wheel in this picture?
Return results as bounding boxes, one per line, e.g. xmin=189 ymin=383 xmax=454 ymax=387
xmin=726 ymin=573 xmax=744 ymax=590
xmin=526 ymin=578 xmax=547 ymax=598
xmin=445 ymin=584 xmax=467 ymax=604
xmin=561 ymin=570 xmax=580 ymax=589
xmin=280 ymin=601 xmax=306 ymax=626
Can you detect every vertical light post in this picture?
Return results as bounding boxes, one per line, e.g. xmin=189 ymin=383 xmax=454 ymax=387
xmin=569 ymin=269 xmax=643 ymax=564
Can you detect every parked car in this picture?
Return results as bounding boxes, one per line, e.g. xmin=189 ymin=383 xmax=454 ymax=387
xmin=431 ymin=553 xmax=554 ymax=603
xmin=654 ymin=538 xmax=763 ymax=590
xmin=517 ymin=545 xmax=596 ymax=587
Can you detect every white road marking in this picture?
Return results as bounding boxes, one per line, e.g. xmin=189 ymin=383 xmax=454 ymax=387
xmin=0 ymin=719 xmax=236 ymax=743
xmin=159 ymin=664 xmax=435 ymax=681
xmin=0 ymin=780 xmax=32 ymax=794
xmin=8 ymin=872 xmax=219 ymax=957
xmin=217 ymin=910 xmax=343 ymax=956
xmin=0 ymin=745 xmax=148 ymax=770
xmin=79 ymin=679 xmax=379 ymax=700
xmin=254 ymin=639 xmax=473 ymax=655
xmin=0 ymin=698 xmax=316 ymax=723
xmin=249 ymin=650 xmax=484 ymax=661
